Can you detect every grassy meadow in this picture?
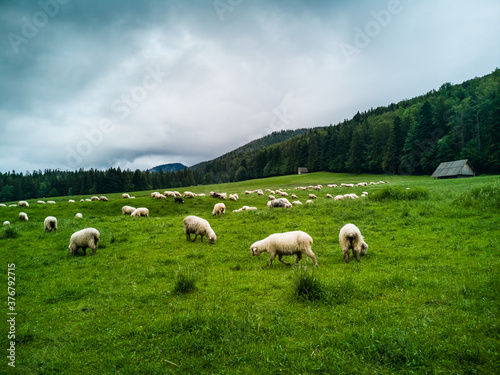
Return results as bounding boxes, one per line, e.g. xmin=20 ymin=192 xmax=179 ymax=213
xmin=1 ymin=172 xmax=499 ymax=374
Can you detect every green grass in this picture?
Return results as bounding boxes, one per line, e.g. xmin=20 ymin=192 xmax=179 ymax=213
xmin=1 ymin=172 xmax=499 ymax=374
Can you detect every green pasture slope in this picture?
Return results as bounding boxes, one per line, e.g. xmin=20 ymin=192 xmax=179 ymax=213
xmin=1 ymin=172 xmax=499 ymax=374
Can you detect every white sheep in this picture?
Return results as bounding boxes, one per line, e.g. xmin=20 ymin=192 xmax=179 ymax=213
xmin=339 ymin=223 xmax=368 ymax=263
xmin=122 ymin=206 xmax=136 ymax=215
xmin=68 ymin=228 xmax=100 ymax=256
xmin=75 ymin=213 xmax=83 ymax=219
xmin=0 ymin=204 xmax=6 ymax=207
xmin=68 ymin=199 xmax=75 ymax=203
xmin=37 ymin=200 xmax=46 ymax=204
xmin=308 ymin=194 xmax=317 ymax=199
xmin=267 ymin=198 xmax=292 ymax=208
xmin=44 ymin=216 xmax=57 ymax=233
xmin=306 ymin=200 xmax=314 ymax=204
xmin=232 ymin=206 xmax=258 ymax=212
xmin=164 ymin=191 xmax=176 ymax=198
xmin=212 ymin=203 xmax=226 ymax=216
xmin=334 ymin=195 xmax=345 ymax=200
xmin=18 ymin=201 xmax=29 ymax=207
xmin=268 ymin=195 xmax=276 ymax=200
xmin=250 ymin=231 xmax=318 ymax=268
xmin=183 ymin=191 xmax=196 ymax=198
xmin=327 ymin=184 xmax=338 ymax=188
xmin=19 ymin=212 xmax=28 ymax=221
xmin=183 ymin=215 xmax=216 ymax=244
xmin=131 ymin=208 xmax=149 ymax=217
xmin=99 ymin=196 xmax=108 ymax=201
xmin=291 ymin=194 xmax=298 ymax=199
xmin=229 ymin=193 xmax=239 ymax=201
xmin=357 ymin=182 xmax=368 ymax=187
xmin=91 ymin=196 xmax=100 ymax=201
xmin=122 ymin=193 xmax=131 ymax=199
xmin=292 ymin=200 xmax=302 ymax=205
xmin=47 ymin=200 xmax=56 ymax=204
xmin=326 ymin=194 xmax=333 ymax=199
xmin=3 ymin=221 xmax=10 ymax=226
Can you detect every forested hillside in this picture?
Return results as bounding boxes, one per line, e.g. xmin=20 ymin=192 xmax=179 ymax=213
xmin=0 ymin=69 xmax=498 ymax=202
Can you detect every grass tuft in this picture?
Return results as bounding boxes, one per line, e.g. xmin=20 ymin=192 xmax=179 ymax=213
xmin=370 ymin=186 xmax=429 ymax=201
xmin=293 ymin=266 xmax=325 ymax=302
xmin=173 ymin=267 xmax=198 ymax=294
xmin=454 ymin=180 xmax=500 ymax=209
xmin=1 ymin=225 xmax=19 ymax=239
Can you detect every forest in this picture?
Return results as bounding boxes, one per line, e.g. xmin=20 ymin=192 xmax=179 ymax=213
xmin=0 ymin=69 xmax=498 ymax=202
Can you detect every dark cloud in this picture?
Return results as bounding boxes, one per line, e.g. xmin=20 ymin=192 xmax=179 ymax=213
xmin=1 ymin=0 xmax=499 ymax=172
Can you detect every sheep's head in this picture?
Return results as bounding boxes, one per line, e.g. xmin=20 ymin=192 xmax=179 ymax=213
xmin=207 ymin=233 xmax=216 ymax=244
xmin=250 ymin=242 xmax=264 ymax=256
xmin=361 ymin=242 xmax=368 ymax=255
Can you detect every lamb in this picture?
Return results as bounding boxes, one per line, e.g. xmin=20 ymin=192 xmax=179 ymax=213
xmin=19 ymin=212 xmax=28 ymax=221
xmin=131 ymin=208 xmax=149 ymax=217
xmin=267 ymin=198 xmax=292 ymax=208
xmin=174 ymin=197 xmax=185 ymax=204
xmin=183 ymin=215 xmax=216 ymax=244
xmin=122 ymin=205 xmax=136 ymax=215
xmin=75 ymin=213 xmax=83 ymax=219
xmin=122 ymin=193 xmax=131 ymax=199
xmin=339 ymin=223 xmax=368 ymax=263
xmin=250 ymin=231 xmax=318 ymax=268
xmin=68 ymin=228 xmax=100 ymax=256
xmin=44 ymin=216 xmax=57 ymax=233
xmin=18 ymin=201 xmax=29 ymax=207
xmin=212 ymin=203 xmax=226 ymax=216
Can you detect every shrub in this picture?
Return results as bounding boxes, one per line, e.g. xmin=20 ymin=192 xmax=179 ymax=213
xmin=293 ymin=266 xmax=325 ymax=302
xmin=370 ymin=186 xmax=429 ymax=201
xmin=454 ymin=180 xmax=500 ymax=209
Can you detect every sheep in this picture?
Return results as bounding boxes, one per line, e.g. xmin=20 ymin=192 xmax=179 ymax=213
xmin=212 ymin=203 xmax=226 ymax=216
xmin=210 ymin=192 xmax=227 ymax=199
xmin=37 ymin=200 xmax=46 ymax=204
xmin=99 ymin=196 xmax=108 ymax=201
xmin=18 ymin=201 xmax=29 ymax=207
xmin=122 ymin=193 xmax=131 ymax=199
xmin=343 ymin=193 xmax=359 ymax=199
xmin=291 ymin=194 xmax=298 ymax=199
xmin=174 ymin=191 xmax=181 ymax=197
xmin=229 ymin=194 xmax=239 ymax=201
xmin=174 ymin=197 xmax=185 ymax=204
xmin=196 ymin=193 xmax=206 ymax=197
xmin=232 ymin=206 xmax=258 ymax=212
xmin=19 ymin=212 xmax=28 ymax=221
xmin=267 ymin=198 xmax=292 ymax=208
xmin=183 ymin=215 xmax=216 ymax=244
xmin=44 ymin=216 xmax=57 ymax=233
xmin=75 ymin=213 xmax=83 ymax=219
xmin=250 ymin=231 xmax=318 ymax=268
xmin=68 ymin=199 xmax=75 ymax=203
xmin=122 ymin=205 xmax=136 ymax=215
xmin=47 ymin=200 xmax=56 ymax=204
xmin=268 ymin=195 xmax=276 ymax=200
xmin=326 ymin=194 xmax=333 ymax=199
xmin=327 ymin=184 xmax=338 ymax=188
xmin=151 ymin=192 xmax=160 ymax=198
xmin=339 ymin=223 xmax=368 ymax=263
xmin=341 ymin=183 xmax=354 ymax=188
xmin=183 ymin=191 xmax=196 ymax=198
xmin=306 ymin=200 xmax=314 ymax=204
xmin=91 ymin=196 xmax=100 ymax=201
xmin=85 ymin=199 xmax=91 ymax=202
xmin=155 ymin=194 xmax=167 ymax=199
xmin=308 ymin=194 xmax=317 ymax=199
xmin=164 ymin=191 xmax=176 ymax=198
xmin=68 ymin=228 xmax=100 ymax=256
xmin=292 ymin=200 xmax=302 ymax=205
xmin=131 ymin=208 xmax=149 ymax=217
xmin=361 ymin=192 xmax=368 ymax=197
xmin=3 ymin=221 xmax=10 ymax=226
xmin=0 ymin=204 xmax=6 ymax=207
xmin=334 ymin=195 xmax=345 ymax=200
xmin=279 ymin=191 xmax=289 ymax=197
xmin=357 ymin=182 xmax=368 ymax=187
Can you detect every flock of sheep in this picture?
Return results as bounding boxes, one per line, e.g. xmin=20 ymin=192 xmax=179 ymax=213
xmin=2 ymin=180 xmax=380 ymax=265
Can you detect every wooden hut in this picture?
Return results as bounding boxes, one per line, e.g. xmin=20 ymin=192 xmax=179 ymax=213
xmin=297 ymin=167 xmax=309 ymax=175
xmin=431 ymin=159 xmax=476 ymax=179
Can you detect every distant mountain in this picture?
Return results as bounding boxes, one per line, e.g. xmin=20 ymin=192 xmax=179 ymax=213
xmin=149 ymin=163 xmax=187 ymax=173
xmin=190 ymin=129 xmax=309 ymax=171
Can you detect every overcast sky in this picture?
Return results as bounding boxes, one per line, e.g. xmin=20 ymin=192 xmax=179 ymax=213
xmin=1 ymin=0 xmax=499 ymax=173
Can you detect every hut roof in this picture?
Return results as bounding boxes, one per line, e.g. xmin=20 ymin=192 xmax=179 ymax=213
xmin=431 ymin=159 xmax=476 ymax=178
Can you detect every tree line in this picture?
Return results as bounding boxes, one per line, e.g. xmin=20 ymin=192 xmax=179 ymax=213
xmin=1 ymin=69 xmax=498 ymax=202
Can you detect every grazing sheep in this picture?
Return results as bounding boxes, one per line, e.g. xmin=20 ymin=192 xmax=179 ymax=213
xmin=47 ymin=201 xmax=56 ymax=204
xmin=267 ymin=198 xmax=292 ymax=208
xmin=326 ymin=194 xmax=333 ymax=199
xmin=343 ymin=193 xmax=359 ymax=199
xmin=291 ymin=194 xmax=298 ymax=199
xmin=174 ymin=197 xmax=185 ymax=204
xmin=184 ymin=191 xmax=196 ymax=198
xmin=292 ymin=200 xmax=302 ymax=205
xmin=37 ymin=200 xmax=46 ymax=204
xmin=306 ymin=200 xmax=314 ymax=204
xmin=18 ymin=201 xmax=29 ymax=207
xmin=327 ymin=184 xmax=338 ymax=188
xmin=68 ymin=228 xmax=100 ymax=256
xmin=229 ymin=194 xmax=239 ymax=201
xmin=131 ymin=208 xmax=149 ymax=217
xmin=0 ymin=204 xmax=6 ymax=207
xmin=334 ymin=195 xmax=345 ymax=200
xmin=279 ymin=191 xmax=289 ymax=197
xmin=196 ymin=193 xmax=206 ymax=197
xmin=85 ymin=199 xmax=91 ymax=202
xmin=308 ymin=194 xmax=317 ymax=199
xmin=212 ymin=202 xmax=226 ymax=216
xmin=99 ymin=196 xmax=108 ymax=201
xmin=3 ymin=221 xmax=10 ymax=226
xmin=75 ymin=213 xmax=83 ymax=219
xmin=268 ymin=195 xmax=276 ymax=200
xmin=122 ymin=206 xmax=136 ymax=215
xmin=122 ymin=193 xmax=131 ymax=199
xmin=164 ymin=191 xmax=176 ymax=198
xmin=68 ymin=199 xmax=75 ymax=203
xmin=339 ymin=223 xmax=368 ymax=263
xmin=357 ymin=182 xmax=368 ymax=187
xmin=183 ymin=215 xmax=216 ymax=244
xmin=91 ymin=196 xmax=100 ymax=201
xmin=155 ymin=194 xmax=167 ymax=199
xmin=210 ymin=192 xmax=227 ymax=199
xmin=19 ymin=212 xmax=28 ymax=221
xmin=250 ymin=231 xmax=318 ymax=268
xmin=151 ymin=192 xmax=160 ymax=198
xmin=44 ymin=216 xmax=57 ymax=233
xmin=361 ymin=192 xmax=368 ymax=197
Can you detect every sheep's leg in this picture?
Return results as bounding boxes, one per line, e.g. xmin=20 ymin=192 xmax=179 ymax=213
xmin=278 ymin=254 xmax=291 ymax=266
xmin=353 ymin=246 xmax=361 ymax=261
xmin=343 ymin=248 xmax=350 ymax=263
xmin=186 ymin=232 xmax=191 ymax=241
xmin=268 ymin=254 xmax=277 ymax=268
xmin=294 ymin=252 xmax=303 ymax=265
xmin=82 ymin=247 xmax=86 ymax=256
xmin=192 ymin=234 xmax=199 ymax=242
